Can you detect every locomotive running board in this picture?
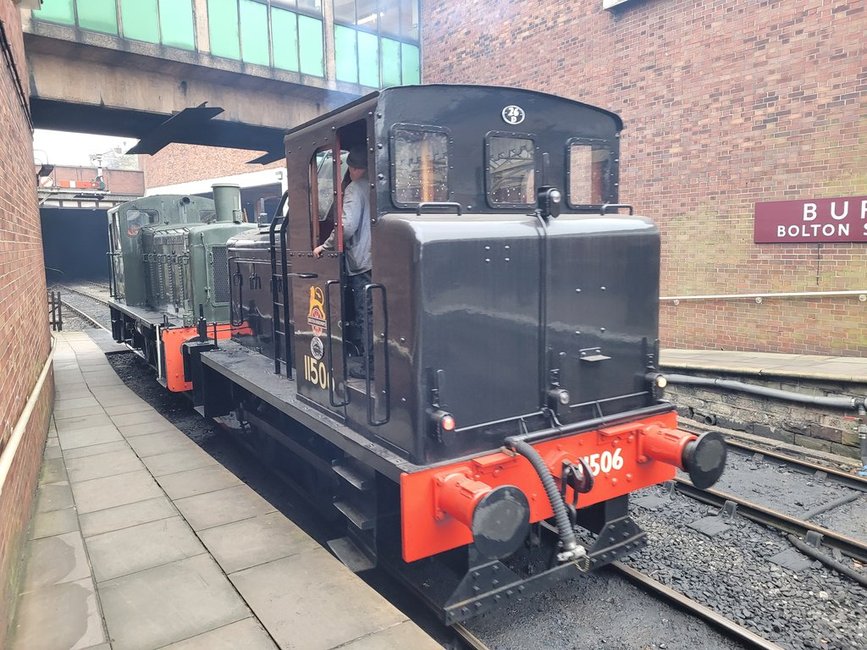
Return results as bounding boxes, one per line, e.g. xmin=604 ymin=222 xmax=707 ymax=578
xmin=198 ymin=339 xmax=417 ymax=481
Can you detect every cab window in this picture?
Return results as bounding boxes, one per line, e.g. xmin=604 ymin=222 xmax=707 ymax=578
xmin=391 ymin=125 xmax=449 ymax=206
xmin=568 ymin=140 xmax=611 ymax=207
xmin=486 ymin=134 xmax=536 ymax=208
xmin=309 ymin=148 xmax=348 ymax=247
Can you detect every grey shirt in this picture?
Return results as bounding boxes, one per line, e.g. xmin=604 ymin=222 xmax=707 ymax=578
xmin=321 ymin=177 xmax=371 ymax=275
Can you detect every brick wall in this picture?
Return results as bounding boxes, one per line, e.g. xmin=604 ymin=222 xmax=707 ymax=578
xmin=0 ymin=0 xmax=54 ymax=644
xmin=37 ymin=165 xmax=145 ymax=196
xmin=142 ymin=143 xmax=284 ymax=189
xmin=422 ymin=0 xmax=867 ymax=356
xmin=665 ymin=374 xmax=862 ymax=459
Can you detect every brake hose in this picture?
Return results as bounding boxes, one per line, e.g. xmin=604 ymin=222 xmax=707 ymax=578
xmin=505 ymin=437 xmax=585 ymax=562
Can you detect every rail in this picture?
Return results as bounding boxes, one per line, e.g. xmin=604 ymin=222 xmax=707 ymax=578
xmin=610 ymin=562 xmax=785 ymax=650
xmin=674 ymin=478 xmax=867 ymax=564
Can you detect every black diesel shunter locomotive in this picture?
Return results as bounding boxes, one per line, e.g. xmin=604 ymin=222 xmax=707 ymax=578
xmin=185 ymin=85 xmax=727 ymax=623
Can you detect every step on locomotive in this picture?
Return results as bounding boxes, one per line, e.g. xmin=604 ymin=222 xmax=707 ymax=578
xmin=167 ymin=85 xmax=724 ymax=623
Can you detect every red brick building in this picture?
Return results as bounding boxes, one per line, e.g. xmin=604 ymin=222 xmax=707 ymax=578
xmin=0 ymin=0 xmax=54 ymax=644
xmin=422 ymin=0 xmax=866 ymax=356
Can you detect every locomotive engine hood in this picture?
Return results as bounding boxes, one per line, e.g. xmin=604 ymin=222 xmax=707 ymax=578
xmin=374 ymin=210 xmax=661 ymax=465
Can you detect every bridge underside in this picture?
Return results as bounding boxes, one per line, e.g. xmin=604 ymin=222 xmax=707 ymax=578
xmin=25 ymin=31 xmax=362 ymax=164
xmin=31 ymin=99 xmax=289 ymax=163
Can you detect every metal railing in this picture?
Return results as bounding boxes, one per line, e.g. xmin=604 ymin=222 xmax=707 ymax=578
xmin=48 ymin=291 xmax=63 ymax=331
xmin=661 ymin=289 xmax=867 ymax=305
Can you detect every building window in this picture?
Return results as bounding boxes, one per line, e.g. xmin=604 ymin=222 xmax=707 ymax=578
xmin=332 ymin=0 xmax=420 ymax=88
xmin=567 ymin=140 xmax=611 ymax=207
xmin=486 ymin=135 xmax=536 ymax=208
xmin=391 ymin=126 xmax=449 ymax=207
xmin=207 ymin=0 xmax=324 ymax=76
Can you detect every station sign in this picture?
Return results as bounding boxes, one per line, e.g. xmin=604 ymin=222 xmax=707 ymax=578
xmin=754 ymin=195 xmax=867 ymax=243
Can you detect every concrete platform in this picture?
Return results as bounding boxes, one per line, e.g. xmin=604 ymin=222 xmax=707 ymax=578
xmin=661 ymin=349 xmax=867 ymax=383
xmin=11 ymin=332 xmax=441 ymax=650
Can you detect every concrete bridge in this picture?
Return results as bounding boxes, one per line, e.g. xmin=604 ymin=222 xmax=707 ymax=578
xmin=21 ymin=0 xmax=421 ymax=161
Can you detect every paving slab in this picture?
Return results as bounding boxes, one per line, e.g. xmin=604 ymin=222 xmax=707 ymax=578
xmin=87 ymin=517 xmax=206 ymax=582
xmin=104 ymin=401 xmax=158 ymax=416
xmin=229 ymin=547 xmax=408 ymax=650
xmin=119 ymin=420 xmax=181 ymax=438
xmin=42 ymin=443 xmax=63 ymax=460
xmin=54 ymin=404 xmax=106 ymax=419
xmin=340 ymin=620 xmax=443 ymax=649
xmin=53 ymin=414 xmax=116 ymax=432
xmin=57 ymin=425 xmax=124 ymax=450
xmin=71 ymin=469 xmax=165 ymax=514
xmin=66 ymin=448 xmax=146 ymax=483
xmin=35 ymin=482 xmax=75 ymax=513
xmin=199 ymin=512 xmax=320 ymax=574
xmin=15 ymin=332 xmax=439 ymax=650
xmin=39 ymin=457 xmax=68 ymax=484
xmin=21 ymin=531 xmax=91 ymax=593
xmin=79 ymin=495 xmax=176 ymax=538
xmin=127 ymin=430 xmax=199 ymax=458
xmin=160 ymin=617 xmax=278 ymax=650
xmin=11 ymin=578 xmax=105 ymax=650
xmin=141 ymin=447 xmax=219 ymax=477
xmin=100 ymin=554 xmax=250 ymax=650
xmin=29 ymin=507 xmax=80 ymax=540
xmin=111 ymin=411 xmax=174 ymax=428
xmin=63 ymin=439 xmax=131 ymax=459
xmin=156 ymin=463 xmax=243 ymax=499
xmin=174 ymin=484 xmax=276 ymax=531
xmin=54 ymin=397 xmax=101 ymax=411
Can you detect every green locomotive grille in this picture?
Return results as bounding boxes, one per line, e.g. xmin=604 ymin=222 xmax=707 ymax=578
xmin=211 ymin=245 xmax=230 ymax=304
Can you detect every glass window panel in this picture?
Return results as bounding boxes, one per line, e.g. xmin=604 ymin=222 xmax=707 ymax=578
xmin=356 ymin=0 xmax=377 ymax=29
xmin=271 ymin=7 xmax=299 ymax=71
xmin=380 ymin=38 xmax=401 ymax=87
xmin=159 ymin=0 xmax=196 ymax=50
xmin=121 ymin=0 xmax=158 ymax=41
xmin=240 ymin=0 xmax=270 ymax=65
xmin=271 ymin=0 xmax=295 ymax=7
xmin=487 ymin=136 xmax=535 ymax=206
xmin=33 ymin=0 xmax=75 ymax=25
xmin=298 ymin=15 xmax=324 ymax=76
xmin=400 ymin=43 xmax=419 ymax=84
xmin=399 ymin=0 xmax=419 ymax=40
xmin=297 ymin=0 xmax=322 ymax=12
xmin=333 ymin=24 xmax=358 ymax=83
xmin=380 ymin=0 xmax=399 ymax=36
xmin=208 ymin=0 xmax=241 ymax=60
xmin=393 ymin=128 xmax=449 ymax=205
xmin=568 ymin=143 xmax=610 ymax=205
xmin=357 ymin=31 xmax=379 ymax=87
xmin=333 ymin=0 xmax=355 ymax=23
xmin=79 ymin=0 xmax=118 ymax=35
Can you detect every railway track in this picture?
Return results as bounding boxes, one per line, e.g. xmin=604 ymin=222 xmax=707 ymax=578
xmin=52 ymin=283 xmax=113 ymax=331
xmin=610 ymin=562 xmax=784 ymax=650
xmin=675 ymin=428 xmax=867 ymax=564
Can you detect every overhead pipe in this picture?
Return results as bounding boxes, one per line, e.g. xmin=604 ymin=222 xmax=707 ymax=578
xmin=661 ymin=373 xmax=867 ymax=475
xmin=662 ymin=374 xmax=867 ymax=411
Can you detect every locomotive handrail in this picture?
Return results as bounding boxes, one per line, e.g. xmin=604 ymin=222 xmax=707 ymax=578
xmin=229 ymin=258 xmax=243 ymax=327
xmin=600 ymin=203 xmax=634 ymax=215
xmin=416 ymin=201 xmax=463 ymax=216
xmin=364 ymin=283 xmax=390 ymax=426
xmin=324 ymin=279 xmax=349 ymax=408
xmin=508 ymin=402 xmax=675 ymax=446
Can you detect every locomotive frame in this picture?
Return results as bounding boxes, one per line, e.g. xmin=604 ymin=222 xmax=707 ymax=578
xmin=175 ymin=85 xmax=726 ymax=623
